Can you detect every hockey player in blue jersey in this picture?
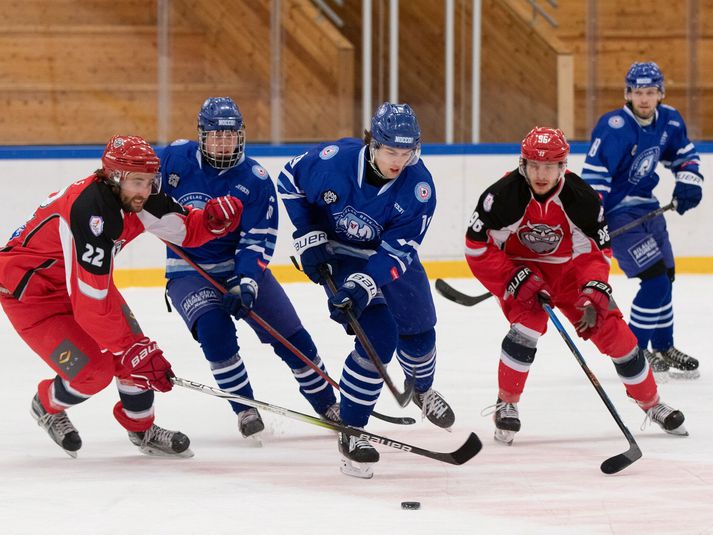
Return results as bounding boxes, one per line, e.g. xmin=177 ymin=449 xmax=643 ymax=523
xmin=161 ymin=97 xmax=340 ymax=437
xmin=278 ymin=102 xmax=455 ymax=478
xmin=583 ymin=62 xmax=702 ymax=380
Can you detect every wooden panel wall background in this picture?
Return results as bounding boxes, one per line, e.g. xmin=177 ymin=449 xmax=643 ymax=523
xmin=0 ymin=0 xmax=709 ymax=145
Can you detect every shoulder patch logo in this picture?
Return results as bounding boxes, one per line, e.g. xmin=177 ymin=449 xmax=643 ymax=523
xmin=319 ymin=145 xmax=339 ymax=160
xmin=252 ymin=165 xmax=269 ymax=180
xmin=608 ymin=116 xmax=625 ymax=129
xmin=414 ymin=182 xmax=432 ymax=203
xmin=322 ymin=190 xmax=338 ymax=204
xmin=89 ymin=215 xmax=104 ymax=237
xmin=483 ymin=193 xmax=494 ymax=213
xmin=168 ymin=173 xmax=180 ymax=187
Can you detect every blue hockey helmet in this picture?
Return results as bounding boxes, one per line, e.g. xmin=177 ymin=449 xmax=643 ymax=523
xmin=197 ymin=97 xmax=245 ymax=170
xmin=625 ymin=62 xmax=665 ymax=96
xmin=368 ymin=102 xmax=421 ymax=172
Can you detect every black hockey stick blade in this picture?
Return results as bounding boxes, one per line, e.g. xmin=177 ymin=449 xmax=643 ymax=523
xmin=173 ymin=376 xmax=480 ymax=465
xmin=374 ymin=412 xmax=416 ymax=425
xmin=600 ymin=443 xmax=642 ymax=475
xmin=435 ymin=278 xmax=493 ymax=306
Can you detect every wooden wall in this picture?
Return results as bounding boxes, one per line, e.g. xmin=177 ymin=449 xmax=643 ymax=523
xmin=0 ymin=0 xmax=353 ymax=145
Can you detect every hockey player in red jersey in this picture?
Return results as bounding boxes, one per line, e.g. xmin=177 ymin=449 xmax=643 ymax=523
xmin=464 ymin=126 xmax=687 ymax=445
xmin=0 ymin=135 xmax=242 ymax=458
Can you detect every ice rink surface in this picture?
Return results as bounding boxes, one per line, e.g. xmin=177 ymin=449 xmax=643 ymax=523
xmin=1 ymin=274 xmax=711 ymax=534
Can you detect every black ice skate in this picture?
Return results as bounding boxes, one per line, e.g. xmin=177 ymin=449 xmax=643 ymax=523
xmin=643 ymin=402 xmax=688 ymax=436
xmin=128 ymin=424 xmax=194 ymax=458
xmin=492 ymin=398 xmax=521 ymax=446
xmin=237 ymin=407 xmax=265 ymax=438
xmin=411 ymin=385 xmax=455 ymax=430
xmin=320 ymin=402 xmax=342 ymax=425
xmin=31 ymin=393 xmax=82 ymax=458
xmin=338 ymin=431 xmax=379 ymax=479
xmin=643 ymin=348 xmax=669 ymax=383
xmin=657 ymin=347 xmax=700 ymax=380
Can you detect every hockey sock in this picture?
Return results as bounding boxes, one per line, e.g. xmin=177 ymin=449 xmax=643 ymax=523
xmin=650 ymin=282 xmax=674 ymax=351
xmin=113 ymin=379 xmax=155 ymax=432
xmin=611 ymin=347 xmax=657 ymax=406
xmin=210 ymin=353 xmax=255 ymax=414
xmin=396 ymin=329 xmax=436 ymax=392
xmin=38 ymin=376 xmax=91 ymax=414
xmin=498 ymin=325 xmax=538 ymax=402
xmin=629 ymin=273 xmax=671 ymax=350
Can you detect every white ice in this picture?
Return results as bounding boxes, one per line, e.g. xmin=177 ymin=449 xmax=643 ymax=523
xmin=1 ymin=275 xmax=711 ymax=534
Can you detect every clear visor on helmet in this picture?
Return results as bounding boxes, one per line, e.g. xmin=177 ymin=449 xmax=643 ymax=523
xmin=518 ymin=157 xmax=566 ymax=182
xmin=107 ymin=169 xmax=161 ymax=194
xmin=199 ymin=128 xmax=246 ymax=170
xmin=368 ymin=140 xmax=421 ymax=178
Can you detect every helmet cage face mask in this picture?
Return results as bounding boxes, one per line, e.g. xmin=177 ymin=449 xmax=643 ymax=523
xmin=518 ymin=127 xmax=569 ymax=185
xmin=101 ymin=135 xmax=161 ymax=194
xmin=197 ymin=97 xmax=245 ymax=170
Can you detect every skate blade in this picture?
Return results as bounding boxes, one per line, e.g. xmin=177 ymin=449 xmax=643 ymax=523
xmin=63 ymin=449 xmax=78 ymax=459
xmin=339 ymin=457 xmax=374 ymax=479
xmin=668 ymin=369 xmax=700 ymax=380
xmin=138 ymin=445 xmax=195 ymax=458
xmin=665 ymin=424 xmax=689 ymax=437
xmin=494 ymin=429 xmax=516 ymax=446
xmin=242 ymin=434 xmax=264 ymax=448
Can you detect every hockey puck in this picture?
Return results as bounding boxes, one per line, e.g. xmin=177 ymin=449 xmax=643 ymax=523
xmin=401 ymin=501 xmax=421 ymax=510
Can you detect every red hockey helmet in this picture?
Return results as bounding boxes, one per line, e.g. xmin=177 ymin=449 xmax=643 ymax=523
xmin=101 ymin=135 xmax=161 ymax=190
xmin=520 ymin=127 xmax=570 ymax=163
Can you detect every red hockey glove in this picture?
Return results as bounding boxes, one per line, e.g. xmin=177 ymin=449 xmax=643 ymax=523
xmin=117 ymin=337 xmax=174 ymax=392
xmin=574 ymin=280 xmax=613 ymax=339
xmin=504 ymin=266 xmax=551 ymax=310
xmin=204 ymin=195 xmax=243 ymax=235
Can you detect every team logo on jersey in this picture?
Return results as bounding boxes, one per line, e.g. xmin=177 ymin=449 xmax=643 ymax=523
xmin=517 ymin=221 xmax=564 ymax=255
xmin=414 ymin=182 xmax=432 ymax=203
xmin=608 ymin=115 xmax=625 ymax=129
xmin=334 ymin=206 xmax=382 ymax=242
xmin=319 ymin=145 xmax=339 ymax=160
xmin=322 ymin=190 xmax=338 ymax=204
xmin=9 ymin=224 xmax=25 ymax=240
xmin=89 ymin=215 xmax=104 ymax=237
xmin=112 ymin=239 xmax=126 ymax=257
xmin=483 ymin=193 xmax=494 ymax=213
xmin=628 ymin=146 xmax=660 ymax=185
xmin=168 ymin=173 xmax=181 ymax=188
xmin=252 ymin=165 xmax=269 ymax=180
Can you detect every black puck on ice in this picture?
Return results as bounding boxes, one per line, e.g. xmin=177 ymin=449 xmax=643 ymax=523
xmin=401 ymin=501 xmax=421 ymax=510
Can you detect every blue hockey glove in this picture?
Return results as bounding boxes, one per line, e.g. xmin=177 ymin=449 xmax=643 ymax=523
xmin=328 ymin=273 xmax=378 ymax=324
xmin=673 ymin=171 xmax=703 ymax=214
xmin=223 ymin=276 xmax=258 ymax=320
xmin=293 ymin=228 xmax=335 ymax=284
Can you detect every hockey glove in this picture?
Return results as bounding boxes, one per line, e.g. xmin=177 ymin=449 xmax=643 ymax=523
xmin=328 ymin=273 xmax=378 ymax=324
xmin=293 ymin=227 xmax=336 ymax=284
xmin=223 ymin=276 xmax=258 ymax=320
xmin=574 ymin=280 xmax=613 ymax=339
xmin=504 ymin=266 xmax=551 ymax=310
xmin=673 ymin=171 xmax=703 ymax=214
xmin=117 ymin=337 xmax=173 ymax=392
xmin=204 ymin=195 xmax=243 ymax=235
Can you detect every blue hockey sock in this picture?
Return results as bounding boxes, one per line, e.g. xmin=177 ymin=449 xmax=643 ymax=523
xmin=650 ymin=283 xmax=674 ymax=351
xmin=396 ymin=329 xmax=437 ymax=392
xmin=629 ymin=273 xmax=671 ymax=350
xmin=210 ymin=353 xmax=254 ymax=414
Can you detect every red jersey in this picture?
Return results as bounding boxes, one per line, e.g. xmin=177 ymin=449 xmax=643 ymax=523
xmin=0 ymin=174 xmax=217 ymax=354
xmin=465 ymin=169 xmax=611 ymax=298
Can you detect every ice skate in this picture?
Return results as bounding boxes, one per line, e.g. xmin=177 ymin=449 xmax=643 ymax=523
xmin=411 ymin=385 xmax=455 ymax=430
xmin=641 ymin=402 xmax=688 ymax=436
xmin=338 ymin=430 xmax=379 ymax=479
xmin=657 ymin=347 xmax=700 ymax=380
xmin=487 ymin=398 xmax=521 ymax=446
xmin=128 ymin=424 xmax=194 ymax=458
xmin=643 ymin=348 xmax=669 ymax=383
xmin=320 ymin=402 xmax=342 ymax=425
xmin=237 ymin=407 xmax=265 ymax=439
xmin=31 ymin=393 xmax=82 ymax=458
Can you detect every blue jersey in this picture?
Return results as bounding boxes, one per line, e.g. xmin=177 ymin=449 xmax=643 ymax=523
xmin=161 ymin=140 xmax=278 ymax=283
xmin=277 ymin=138 xmax=436 ymax=288
xmin=582 ymin=104 xmax=701 ymax=215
